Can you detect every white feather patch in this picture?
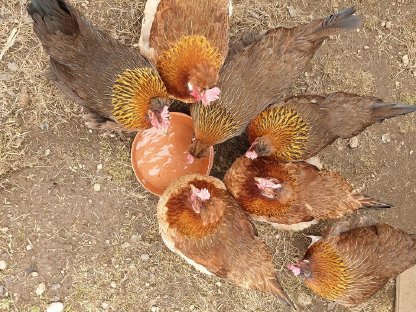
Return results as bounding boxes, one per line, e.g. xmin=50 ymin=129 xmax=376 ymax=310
xmin=253 ymin=215 xmax=318 ymax=231
xmin=228 ymin=0 xmax=233 ymax=17
xmin=139 ymin=0 xmax=161 ymax=62
xmin=270 ymin=219 xmax=318 ymax=231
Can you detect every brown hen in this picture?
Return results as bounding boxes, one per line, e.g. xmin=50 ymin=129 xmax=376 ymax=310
xmin=28 ymin=0 xmax=171 ymax=132
xmin=246 ymin=92 xmax=416 ymax=161
xmin=139 ymin=0 xmax=231 ymax=104
xmin=188 ymin=7 xmax=362 ymax=160
xmin=157 ymin=174 xmax=294 ymax=308
xmin=224 ymin=156 xmax=391 ymax=231
xmin=288 ymin=215 xmax=416 ymax=306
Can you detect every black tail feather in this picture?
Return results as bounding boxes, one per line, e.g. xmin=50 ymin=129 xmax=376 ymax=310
xmin=355 ymin=193 xmax=393 ymax=209
xmin=321 ymin=7 xmax=363 ymax=30
xmin=371 ymin=102 xmax=416 ymax=122
xmin=27 ymin=0 xmax=78 ymax=36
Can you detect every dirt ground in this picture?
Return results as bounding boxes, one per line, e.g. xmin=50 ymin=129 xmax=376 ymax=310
xmin=1 ymin=0 xmax=415 ymax=311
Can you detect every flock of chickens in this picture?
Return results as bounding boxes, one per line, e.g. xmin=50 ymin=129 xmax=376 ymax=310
xmin=28 ymin=0 xmax=416 ymax=309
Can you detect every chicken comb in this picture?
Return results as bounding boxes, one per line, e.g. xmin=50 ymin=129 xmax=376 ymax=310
xmin=112 ymin=68 xmax=168 ymax=129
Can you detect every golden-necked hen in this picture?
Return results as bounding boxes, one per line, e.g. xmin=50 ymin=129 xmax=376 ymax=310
xmin=288 ymin=215 xmax=416 ymax=306
xmin=139 ymin=0 xmax=232 ymax=105
xmin=224 ymin=157 xmax=391 ymax=231
xmin=157 ymin=174 xmax=294 ymax=308
xmin=188 ymin=8 xmax=362 ymax=161
xmin=246 ymin=92 xmax=416 ymax=161
xmin=28 ymin=0 xmax=171 ymax=132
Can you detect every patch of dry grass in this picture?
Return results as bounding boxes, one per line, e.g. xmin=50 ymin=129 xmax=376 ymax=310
xmin=305 ymin=58 xmax=375 ymax=95
xmin=100 ymin=140 xmax=134 ymax=183
xmin=399 ymin=93 xmax=416 ymax=105
xmin=398 ymin=16 xmax=416 ymax=61
xmin=1 ymin=1 xmax=415 ymax=312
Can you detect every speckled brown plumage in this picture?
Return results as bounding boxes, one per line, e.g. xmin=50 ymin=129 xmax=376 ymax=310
xmin=224 ymin=157 xmax=391 ymax=231
xmin=28 ymin=0 xmax=169 ymax=131
xmin=292 ymin=216 xmax=416 ymax=306
xmin=139 ymin=0 xmax=231 ymax=102
xmin=189 ymin=7 xmax=362 ymax=158
xmin=157 ymin=174 xmax=294 ymax=308
xmin=247 ymin=92 xmax=416 ymax=161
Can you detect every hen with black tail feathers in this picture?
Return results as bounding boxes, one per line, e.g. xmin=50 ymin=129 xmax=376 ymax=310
xmin=28 ymin=0 xmax=171 ymax=132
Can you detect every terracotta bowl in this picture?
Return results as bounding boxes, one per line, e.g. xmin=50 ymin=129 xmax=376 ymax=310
xmin=131 ymin=112 xmax=214 ymax=196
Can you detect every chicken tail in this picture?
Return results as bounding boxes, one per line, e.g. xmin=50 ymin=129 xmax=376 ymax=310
xmin=269 ymin=279 xmax=296 ymax=309
xmin=324 ymin=214 xmax=379 ymax=237
xmin=371 ymin=102 xmax=416 ymax=122
xmin=83 ymin=112 xmax=135 ymax=132
xmin=320 ymin=7 xmax=363 ymax=31
xmin=353 ymin=193 xmax=393 ymax=209
xmin=299 ymin=7 xmax=362 ymax=47
xmin=226 ymin=30 xmax=267 ymax=62
xmin=27 ymin=0 xmax=79 ymax=37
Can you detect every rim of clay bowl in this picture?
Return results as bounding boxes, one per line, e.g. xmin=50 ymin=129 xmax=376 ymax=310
xmin=130 ymin=112 xmax=214 ymax=196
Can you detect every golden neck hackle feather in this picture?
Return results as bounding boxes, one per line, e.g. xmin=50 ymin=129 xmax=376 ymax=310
xmin=166 ymin=180 xmax=226 ymax=238
xmin=305 ymin=241 xmax=351 ymax=300
xmin=192 ymin=103 xmax=241 ymax=146
xmin=112 ymin=68 xmax=168 ymax=129
xmin=249 ymin=106 xmax=309 ymax=161
xmin=157 ymin=35 xmax=223 ymax=101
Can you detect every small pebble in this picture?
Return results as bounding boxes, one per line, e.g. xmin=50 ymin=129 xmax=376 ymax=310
xmin=51 ymin=295 xmax=60 ymax=302
xmin=26 ymin=245 xmax=32 ymax=251
xmin=287 ymin=5 xmax=296 ymax=17
xmin=35 ymin=282 xmax=46 ymax=296
xmin=30 ymin=271 xmax=39 ymax=277
xmin=402 ymin=54 xmax=410 ymax=67
xmin=151 ymin=306 xmax=159 ymax=312
xmin=327 ymin=301 xmax=337 ymax=311
xmin=45 ymin=148 xmax=51 ymax=156
xmin=348 ymin=137 xmax=359 ymax=149
xmin=0 ymin=285 xmax=5 ymax=297
xmin=297 ymin=293 xmax=313 ymax=306
xmin=410 ymin=150 xmax=414 ymax=155
xmin=46 ymin=302 xmax=64 ymax=312
xmin=385 ymin=21 xmax=392 ymax=29
xmin=101 ymin=301 xmax=110 ymax=310
xmin=121 ymin=242 xmax=130 ymax=249
xmin=110 ymin=281 xmax=117 ymax=288
xmin=93 ymin=183 xmax=101 ymax=192
xmin=0 ymin=260 xmax=6 ymax=270
xmin=130 ymin=234 xmax=141 ymax=242
xmin=7 ymin=62 xmax=19 ymax=72
xmin=51 ymin=283 xmax=61 ymax=291
xmin=97 ymin=164 xmax=103 ymax=171
xmin=381 ymin=133 xmax=391 ymax=143
xmin=141 ymin=254 xmax=150 ymax=261
xmin=363 ymin=45 xmax=369 ymax=50
xmin=189 ymin=304 xmax=196 ymax=311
